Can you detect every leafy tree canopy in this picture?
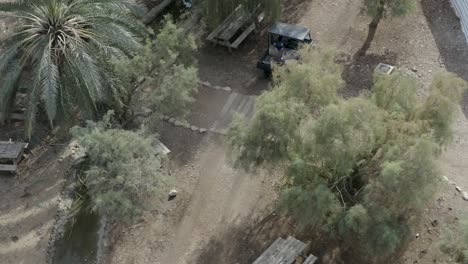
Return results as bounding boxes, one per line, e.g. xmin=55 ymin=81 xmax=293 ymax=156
xmin=228 ymin=47 xmax=467 ymax=258
xmin=114 ymin=16 xmax=199 ymax=117
xmin=71 ymin=112 xmax=169 ymax=224
xmin=0 ymin=0 xmax=146 ymax=137
xmin=440 ymin=215 xmax=468 ymax=263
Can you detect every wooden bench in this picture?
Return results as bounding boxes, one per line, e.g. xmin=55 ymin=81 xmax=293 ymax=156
xmin=206 ymin=5 xmax=256 ymax=52
xmin=0 ymin=141 xmax=28 ymax=174
xmin=0 ymin=164 xmax=17 ymax=173
xmin=231 ymin=22 xmax=256 ymax=49
xmin=252 ymin=236 xmax=318 ymax=264
xmin=303 ymin=254 xmax=318 ymax=264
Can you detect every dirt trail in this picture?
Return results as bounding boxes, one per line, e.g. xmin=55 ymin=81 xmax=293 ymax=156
xmin=110 ymin=136 xmax=277 ymax=264
xmin=160 ymin=139 xmax=272 ymax=264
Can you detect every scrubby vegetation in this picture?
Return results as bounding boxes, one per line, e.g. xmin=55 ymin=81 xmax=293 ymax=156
xmin=227 ymin=46 xmax=467 ymax=259
xmin=114 ymin=16 xmax=199 ymax=117
xmin=71 ymin=112 xmax=169 ymax=224
xmin=441 ymin=217 xmax=468 ymax=263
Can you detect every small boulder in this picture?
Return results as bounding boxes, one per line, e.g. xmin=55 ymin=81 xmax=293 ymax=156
xmin=199 ymin=128 xmax=207 ymax=133
xmin=200 ymin=81 xmax=211 ymax=87
xmin=168 ymin=118 xmax=176 ymax=123
xmin=462 ymin=191 xmax=468 ymax=201
xmin=191 ymin=126 xmax=198 ymax=131
xmin=174 ymin=120 xmax=183 ymax=127
xmin=222 ymin=87 xmax=232 ymax=92
xmin=456 ymin=186 xmax=463 ymax=192
xmin=168 ymin=189 xmax=178 ymax=201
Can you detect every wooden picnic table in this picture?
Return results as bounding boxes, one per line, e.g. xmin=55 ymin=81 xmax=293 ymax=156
xmin=252 ymin=236 xmax=317 ymax=264
xmin=0 ymin=141 xmax=28 ymax=173
xmin=206 ymin=5 xmax=257 ymax=51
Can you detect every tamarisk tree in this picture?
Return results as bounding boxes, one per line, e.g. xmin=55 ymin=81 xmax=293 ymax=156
xmin=71 ymin=112 xmax=169 ymax=224
xmin=227 ymin=46 xmax=466 ymax=259
xmin=114 ymin=16 xmax=199 ymax=117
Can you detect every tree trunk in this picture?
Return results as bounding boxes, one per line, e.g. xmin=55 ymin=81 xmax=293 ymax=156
xmin=357 ymin=6 xmax=384 ymax=57
xmin=141 ymin=0 xmax=175 ymax=25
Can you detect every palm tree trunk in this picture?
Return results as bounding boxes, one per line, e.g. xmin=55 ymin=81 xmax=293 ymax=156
xmin=357 ymin=6 xmax=384 ymax=57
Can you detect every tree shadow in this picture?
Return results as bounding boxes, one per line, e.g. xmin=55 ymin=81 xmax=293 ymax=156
xmin=194 ymin=213 xmax=297 ymax=264
xmin=421 ymin=0 xmax=468 ymax=118
xmin=193 ymin=212 xmax=347 ymax=264
xmin=340 ymin=51 xmax=398 ymax=97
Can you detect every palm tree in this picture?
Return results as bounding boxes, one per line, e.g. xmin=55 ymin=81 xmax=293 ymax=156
xmin=0 ymin=0 xmax=147 ymax=137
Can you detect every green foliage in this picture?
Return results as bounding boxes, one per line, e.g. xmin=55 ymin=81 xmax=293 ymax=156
xmin=71 ymin=112 xmax=169 ymax=224
xmin=440 ymin=218 xmax=468 ymax=263
xmin=202 ymin=0 xmax=281 ymax=28
xmin=419 ymin=72 xmax=467 ymax=145
xmin=364 ymin=0 xmax=416 ymax=16
xmin=114 ymin=16 xmax=199 ymax=117
xmin=227 ymin=47 xmax=467 ymax=259
xmin=0 ymin=0 xmax=146 ymax=137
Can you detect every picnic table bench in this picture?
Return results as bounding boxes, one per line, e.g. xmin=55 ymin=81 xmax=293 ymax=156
xmin=206 ymin=5 xmax=257 ymax=52
xmin=0 ymin=141 xmax=28 ymax=173
xmin=252 ymin=236 xmax=317 ymax=264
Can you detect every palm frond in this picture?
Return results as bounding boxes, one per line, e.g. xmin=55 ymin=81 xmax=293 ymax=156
xmin=25 ymin=79 xmax=41 ymax=139
xmin=0 ymin=0 xmax=146 ymax=135
xmin=39 ymin=44 xmax=59 ymax=125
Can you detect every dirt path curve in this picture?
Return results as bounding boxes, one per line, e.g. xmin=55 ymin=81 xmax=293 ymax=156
xmin=159 ymin=138 xmax=272 ymax=264
xmin=110 ymin=136 xmax=277 ymax=264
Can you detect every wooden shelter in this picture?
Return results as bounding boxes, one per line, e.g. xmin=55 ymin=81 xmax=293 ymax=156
xmin=252 ymin=236 xmax=317 ymax=264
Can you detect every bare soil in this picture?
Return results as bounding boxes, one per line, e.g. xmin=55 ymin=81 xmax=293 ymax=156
xmin=0 ymin=143 xmax=72 ymax=264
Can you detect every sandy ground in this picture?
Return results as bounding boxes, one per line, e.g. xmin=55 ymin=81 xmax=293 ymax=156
xmin=0 ymin=144 xmax=72 ymax=264
xmin=109 ymin=135 xmax=281 ymax=264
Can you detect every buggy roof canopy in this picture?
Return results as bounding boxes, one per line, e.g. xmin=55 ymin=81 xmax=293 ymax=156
xmin=268 ymin=22 xmax=310 ymax=40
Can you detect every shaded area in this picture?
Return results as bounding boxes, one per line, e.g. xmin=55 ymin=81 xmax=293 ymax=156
xmin=194 ymin=213 xmax=336 ymax=264
xmin=340 ymin=51 xmax=398 ymax=97
xmin=194 ymin=214 xmax=287 ymax=264
xmin=52 ymin=207 xmax=101 ymax=264
xmin=421 ymin=0 xmax=468 ymax=117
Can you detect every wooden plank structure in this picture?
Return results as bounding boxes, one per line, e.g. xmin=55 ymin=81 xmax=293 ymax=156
xmin=155 ymin=140 xmax=171 ymax=155
xmin=252 ymin=236 xmax=317 ymax=264
xmin=0 ymin=141 xmax=28 ymax=173
xmin=206 ymin=5 xmax=257 ymax=52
